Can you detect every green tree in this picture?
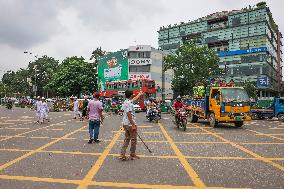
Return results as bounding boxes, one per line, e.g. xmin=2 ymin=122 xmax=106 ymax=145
xmin=164 ymin=42 xmax=220 ymax=96
xmin=47 ymin=56 xmax=97 ymax=97
xmin=90 ymin=47 xmax=106 ymax=90
xmin=2 ymin=69 xmax=32 ymax=96
xmin=238 ymin=81 xmax=258 ymax=99
xmin=27 ymin=55 xmax=59 ymax=97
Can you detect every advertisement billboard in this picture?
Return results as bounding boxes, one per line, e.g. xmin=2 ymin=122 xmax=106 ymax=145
xmin=129 ymin=58 xmax=152 ymax=65
xmin=129 ymin=73 xmax=151 ymax=80
xmin=257 ymin=75 xmax=269 ymax=88
xmin=217 ymin=47 xmax=267 ymax=57
xmin=98 ymin=50 xmax=128 ymax=91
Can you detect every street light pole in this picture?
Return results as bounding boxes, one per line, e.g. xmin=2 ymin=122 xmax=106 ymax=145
xmin=24 ymin=51 xmax=38 ymax=98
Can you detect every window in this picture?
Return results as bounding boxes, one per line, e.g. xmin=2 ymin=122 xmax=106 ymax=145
xmin=129 ymin=52 xmax=151 ymax=58
xmin=279 ymin=99 xmax=284 ymax=105
xmin=129 ymin=65 xmax=151 ymax=72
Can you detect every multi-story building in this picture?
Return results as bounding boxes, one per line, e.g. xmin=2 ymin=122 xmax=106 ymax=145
xmin=97 ymin=45 xmax=173 ymax=100
xmin=128 ymin=45 xmax=173 ymax=100
xmin=158 ymin=3 xmax=283 ymax=97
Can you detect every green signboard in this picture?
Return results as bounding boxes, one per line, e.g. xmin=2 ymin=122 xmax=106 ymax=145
xmin=97 ymin=49 xmax=128 ymax=91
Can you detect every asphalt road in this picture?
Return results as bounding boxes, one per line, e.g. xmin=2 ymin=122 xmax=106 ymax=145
xmin=0 ymin=106 xmax=283 ymax=189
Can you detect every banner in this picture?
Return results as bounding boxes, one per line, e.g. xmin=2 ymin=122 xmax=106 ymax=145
xmin=129 ymin=58 xmax=152 ymax=65
xmin=129 ymin=73 xmax=151 ymax=80
xmin=98 ymin=50 xmax=128 ymax=91
xmin=257 ymin=75 xmax=269 ymax=88
xmin=217 ymin=47 xmax=267 ymax=57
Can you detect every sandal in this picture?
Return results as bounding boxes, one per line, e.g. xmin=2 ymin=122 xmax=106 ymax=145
xmin=130 ymin=154 xmax=140 ymax=160
xmin=119 ymin=154 xmax=128 ymax=161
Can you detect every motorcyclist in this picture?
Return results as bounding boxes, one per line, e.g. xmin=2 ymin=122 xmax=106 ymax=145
xmin=173 ymin=96 xmax=185 ymax=122
xmin=146 ymin=98 xmax=156 ymax=117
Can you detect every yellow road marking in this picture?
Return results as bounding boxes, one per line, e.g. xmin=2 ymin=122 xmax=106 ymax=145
xmin=46 ymin=129 xmax=64 ymax=131
xmin=139 ymin=126 xmax=153 ymax=128
xmin=0 ymin=175 xmax=250 ymax=189
xmin=0 ymin=149 xmax=31 ymax=152
xmin=0 ymin=120 xmax=70 ymax=142
xmin=269 ymin=128 xmax=284 ymax=130
xmin=30 ymin=136 xmax=50 ymax=139
xmin=256 ymin=134 xmax=284 ymax=136
xmin=194 ymin=124 xmax=284 ymax=172
xmin=242 ymin=142 xmax=284 ymax=145
xmin=176 ymin=141 xmax=228 ymax=144
xmin=142 ymin=131 xmax=161 ymax=134
xmin=0 ymin=123 xmax=13 ymax=125
xmin=158 ymin=122 xmax=205 ymax=187
xmin=0 ymin=175 xmax=82 ymax=185
xmin=0 ymin=127 xmax=30 ymax=130
xmin=0 ymin=126 xmax=86 ymax=171
xmin=246 ymin=129 xmax=283 ymax=141
xmin=184 ymin=132 xmax=224 ymax=135
xmin=77 ymin=130 xmax=123 ymax=189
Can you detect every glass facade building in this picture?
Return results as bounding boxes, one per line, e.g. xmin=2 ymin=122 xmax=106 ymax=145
xmin=158 ymin=4 xmax=283 ymax=97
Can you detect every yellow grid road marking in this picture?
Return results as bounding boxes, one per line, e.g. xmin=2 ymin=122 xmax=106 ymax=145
xmin=242 ymin=142 xmax=284 ymax=145
xmin=194 ymin=124 xmax=284 ymax=172
xmin=158 ymin=122 xmax=205 ymax=187
xmin=0 ymin=175 xmax=82 ymax=185
xmin=142 ymin=131 xmax=161 ymax=134
xmin=0 ymin=120 xmax=70 ymax=142
xmin=0 ymin=125 xmax=86 ymax=171
xmin=256 ymin=134 xmax=284 ymax=136
xmin=0 ymin=123 xmax=14 ymax=125
xmin=77 ymin=129 xmax=123 ymax=189
xmin=0 ymin=127 xmax=30 ymax=130
xmin=184 ymin=132 xmax=224 ymax=135
xmin=46 ymin=129 xmax=64 ymax=131
xmin=269 ymin=128 xmax=284 ymax=130
xmin=246 ymin=129 xmax=283 ymax=141
xmin=0 ymin=174 xmax=250 ymax=189
xmin=176 ymin=141 xmax=228 ymax=144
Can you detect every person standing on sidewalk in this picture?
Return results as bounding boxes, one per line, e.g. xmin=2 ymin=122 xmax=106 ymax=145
xmin=120 ymin=89 xmax=144 ymax=161
xmin=87 ymin=92 xmax=104 ymax=144
xmin=35 ymin=96 xmax=42 ymax=123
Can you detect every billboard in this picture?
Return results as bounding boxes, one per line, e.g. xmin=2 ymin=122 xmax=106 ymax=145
xmin=257 ymin=75 xmax=269 ymax=88
xmin=217 ymin=47 xmax=267 ymax=57
xmin=98 ymin=50 xmax=128 ymax=91
xmin=129 ymin=73 xmax=151 ymax=80
xmin=129 ymin=58 xmax=152 ymax=66
xmin=128 ymin=45 xmax=151 ymax=52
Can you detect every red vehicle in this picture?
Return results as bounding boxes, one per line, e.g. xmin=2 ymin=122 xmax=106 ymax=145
xmin=100 ymin=79 xmax=156 ymax=110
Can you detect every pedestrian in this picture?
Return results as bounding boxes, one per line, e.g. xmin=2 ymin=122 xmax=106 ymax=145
xmin=119 ymin=89 xmax=144 ymax=161
xmin=40 ymin=97 xmax=49 ymax=124
xmin=73 ymin=97 xmax=82 ymax=121
xmin=35 ymin=96 xmax=42 ymax=123
xmin=82 ymin=96 xmax=89 ymax=120
xmin=87 ymin=92 xmax=104 ymax=144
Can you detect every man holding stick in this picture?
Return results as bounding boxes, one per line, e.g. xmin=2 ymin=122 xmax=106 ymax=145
xmin=120 ymin=89 xmax=144 ymax=161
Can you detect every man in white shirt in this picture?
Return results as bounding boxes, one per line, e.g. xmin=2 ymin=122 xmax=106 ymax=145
xmin=73 ymin=97 xmax=82 ymax=121
xmin=120 ymin=89 xmax=143 ymax=161
xmin=35 ymin=96 xmax=42 ymax=123
xmin=40 ymin=97 xmax=49 ymax=124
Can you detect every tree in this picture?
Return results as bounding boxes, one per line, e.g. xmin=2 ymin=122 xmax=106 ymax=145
xmin=47 ymin=56 xmax=97 ymax=97
xmin=2 ymin=69 xmax=32 ymax=97
xmin=27 ymin=55 xmax=59 ymax=97
xmin=238 ymin=81 xmax=258 ymax=99
xmin=164 ymin=42 xmax=220 ymax=96
xmin=90 ymin=47 xmax=106 ymax=91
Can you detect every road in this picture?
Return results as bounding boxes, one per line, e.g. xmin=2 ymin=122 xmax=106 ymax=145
xmin=0 ymin=106 xmax=283 ymax=189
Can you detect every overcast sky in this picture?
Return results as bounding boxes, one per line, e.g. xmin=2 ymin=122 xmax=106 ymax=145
xmin=0 ymin=0 xmax=283 ymax=78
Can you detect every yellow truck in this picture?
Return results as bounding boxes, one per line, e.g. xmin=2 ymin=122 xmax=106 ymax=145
xmin=185 ymin=87 xmax=251 ymax=127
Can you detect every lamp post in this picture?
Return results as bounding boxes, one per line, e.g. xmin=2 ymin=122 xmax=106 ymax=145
xmin=24 ymin=51 xmax=39 ymax=98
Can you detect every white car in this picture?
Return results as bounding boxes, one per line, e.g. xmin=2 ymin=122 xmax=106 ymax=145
xmin=134 ymin=104 xmax=142 ymax=112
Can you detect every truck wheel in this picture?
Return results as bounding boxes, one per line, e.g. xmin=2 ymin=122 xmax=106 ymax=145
xmin=278 ymin=114 xmax=284 ymax=122
xmin=189 ymin=111 xmax=198 ymax=123
xmin=209 ymin=113 xmax=218 ymax=127
xmin=235 ymin=121 xmax=244 ymax=127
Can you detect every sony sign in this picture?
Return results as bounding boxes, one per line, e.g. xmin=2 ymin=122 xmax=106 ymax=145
xmin=129 ymin=58 xmax=152 ymax=65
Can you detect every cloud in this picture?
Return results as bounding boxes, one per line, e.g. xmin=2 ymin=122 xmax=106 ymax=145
xmin=0 ymin=0 xmax=63 ymax=49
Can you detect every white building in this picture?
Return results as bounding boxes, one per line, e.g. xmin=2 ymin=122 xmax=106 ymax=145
xmin=128 ymin=45 xmax=173 ymax=100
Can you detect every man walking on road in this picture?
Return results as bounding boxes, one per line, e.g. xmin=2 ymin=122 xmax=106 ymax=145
xmin=35 ymin=96 xmax=42 ymax=123
xmin=87 ymin=92 xmax=104 ymax=144
xmin=120 ymin=89 xmax=144 ymax=161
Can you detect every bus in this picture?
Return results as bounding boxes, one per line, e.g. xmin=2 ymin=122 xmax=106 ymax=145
xmin=100 ymin=79 xmax=157 ymax=110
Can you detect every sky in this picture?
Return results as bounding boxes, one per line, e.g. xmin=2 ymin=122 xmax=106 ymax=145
xmin=0 ymin=0 xmax=283 ymax=78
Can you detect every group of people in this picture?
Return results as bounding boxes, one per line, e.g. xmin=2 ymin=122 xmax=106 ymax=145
xmin=193 ymin=78 xmax=235 ymax=98
xmin=35 ymin=96 xmax=49 ymax=124
xmin=73 ymin=96 xmax=89 ymax=121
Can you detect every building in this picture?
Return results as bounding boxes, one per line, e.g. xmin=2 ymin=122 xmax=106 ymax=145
xmin=128 ymin=45 xmax=173 ymax=100
xmin=158 ymin=3 xmax=283 ymax=97
xmin=97 ymin=45 xmax=173 ymax=100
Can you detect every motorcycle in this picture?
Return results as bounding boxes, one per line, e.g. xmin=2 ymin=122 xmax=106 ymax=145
xmin=6 ymin=102 xmax=12 ymax=110
xmin=175 ymin=108 xmax=188 ymax=131
xmin=146 ymin=107 xmax=161 ymax=123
